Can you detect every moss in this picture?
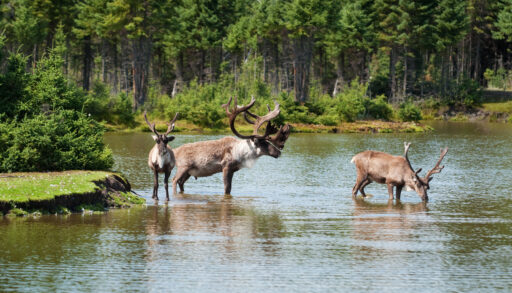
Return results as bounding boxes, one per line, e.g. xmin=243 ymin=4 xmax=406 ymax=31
xmin=450 ymin=114 xmax=469 ymax=122
xmin=7 ymin=208 xmax=28 ymax=217
xmin=55 ymin=206 xmax=71 ymax=215
xmin=110 ymin=192 xmax=145 ymax=208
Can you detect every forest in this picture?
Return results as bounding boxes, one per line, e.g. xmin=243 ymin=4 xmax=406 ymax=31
xmin=1 ymin=0 xmax=512 ymax=107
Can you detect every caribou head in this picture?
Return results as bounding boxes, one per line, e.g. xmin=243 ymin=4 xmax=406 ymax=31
xmin=222 ymin=96 xmax=291 ymax=158
xmin=403 ymin=142 xmax=449 ymax=201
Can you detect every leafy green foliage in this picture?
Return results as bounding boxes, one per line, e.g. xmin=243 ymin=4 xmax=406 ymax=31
xmin=398 ymin=102 xmax=422 ymax=122
xmin=484 ymin=68 xmax=511 ymax=90
xmin=335 ymin=82 xmax=367 ymax=122
xmin=84 ymin=81 xmax=135 ymax=125
xmin=456 ymin=77 xmax=482 ymax=107
xmin=0 ymin=52 xmax=86 ymax=119
xmin=0 ymin=49 xmax=114 ymax=172
xmin=366 ymin=95 xmax=393 ymax=120
xmin=0 ymin=110 xmax=113 ymax=172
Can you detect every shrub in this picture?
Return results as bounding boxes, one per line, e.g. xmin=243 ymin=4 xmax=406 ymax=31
xmin=368 ymin=74 xmax=390 ymax=97
xmin=0 ymin=110 xmax=113 ymax=172
xmin=398 ymin=102 xmax=422 ymax=122
xmin=84 ymin=81 xmax=135 ymax=126
xmin=366 ymin=95 xmax=393 ymax=120
xmin=457 ymin=77 xmax=482 ymax=107
xmin=484 ymin=68 xmax=510 ymax=90
xmin=335 ymin=80 xmax=367 ymax=122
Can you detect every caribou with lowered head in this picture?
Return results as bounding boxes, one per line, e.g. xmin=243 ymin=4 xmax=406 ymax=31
xmin=351 ymin=142 xmax=448 ymax=201
xmin=172 ymin=96 xmax=291 ymax=195
xmin=144 ymin=111 xmax=179 ymax=200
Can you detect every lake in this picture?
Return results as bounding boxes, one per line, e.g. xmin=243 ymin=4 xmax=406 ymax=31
xmin=1 ymin=121 xmax=511 ymax=292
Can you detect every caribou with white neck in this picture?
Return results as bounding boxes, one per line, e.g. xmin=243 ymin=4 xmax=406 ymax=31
xmin=144 ymin=111 xmax=179 ymax=200
xmin=172 ymin=96 xmax=291 ymax=195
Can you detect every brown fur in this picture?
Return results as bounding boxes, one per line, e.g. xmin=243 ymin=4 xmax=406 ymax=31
xmin=351 ymin=144 xmax=448 ymax=202
xmin=171 ymin=97 xmax=291 ymax=195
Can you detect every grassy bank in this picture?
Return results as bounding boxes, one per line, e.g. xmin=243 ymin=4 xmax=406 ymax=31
xmin=107 ymin=115 xmax=433 ymax=134
xmin=420 ymin=100 xmax=512 ymax=123
xmin=0 ymin=171 xmax=144 ymax=216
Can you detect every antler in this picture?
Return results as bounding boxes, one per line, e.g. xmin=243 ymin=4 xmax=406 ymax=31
xmin=243 ymin=101 xmax=279 ymax=137
xmin=145 ymin=111 xmax=179 ymax=136
xmin=403 ymin=142 xmax=411 ymax=158
xmin=249 ymin=100 xmax=280 ymax=138
xmin=144 ymin=111 xmax=159 ymax=135
xmin=222 ymin=96 xmax=257 ymax=139
xmin=423 ymin=147 xmax=449 ymax=181
xmin=403 ymin=141 xmax=415 ymax=171
xmin=164 ymin=112 xmax=179 ymax=135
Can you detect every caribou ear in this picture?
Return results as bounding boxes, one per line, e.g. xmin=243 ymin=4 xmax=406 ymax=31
xmin=165 ymin=136 xmax=175 ymax=143
xmin=428 ymin=177 xmax=434 ymax=183
xmin=152 ymin=135 xmax=159 ymax=142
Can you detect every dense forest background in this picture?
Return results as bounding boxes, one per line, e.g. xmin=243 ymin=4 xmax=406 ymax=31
xmin=2 ymin=0 xmax=512 ymax=106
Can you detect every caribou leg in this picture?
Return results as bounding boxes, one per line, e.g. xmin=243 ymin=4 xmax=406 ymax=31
xmin=172 ymin=167 xmax=188 ymax=195
xmin=395 ymin=185 xmax=403 ymax=201
xmin=164 ymin=171 xmax=171 ymax=200
xmin=178 ymin=173 xmax=191 ymax=193
xmin=223 ymin=167 xmax=235 ymax=195
xmin=387 ymin=184 xmax=394 ymax=200
xmin=352 ymin=175 xmax=367 ymax=198
xmin=153 ymin=170 xmax=159 ymax=200
xmin=359 ymin=179 xmax=371 ymax=197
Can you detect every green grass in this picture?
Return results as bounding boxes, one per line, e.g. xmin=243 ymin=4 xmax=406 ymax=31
xmin=482 ymin=101 xmax=512 ymax=113
xmin=0 ymin=171 xmax=112 ymax=203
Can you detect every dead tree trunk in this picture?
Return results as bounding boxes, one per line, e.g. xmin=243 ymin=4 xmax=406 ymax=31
xmin=333 ymin=52 xmax=345 ymax=97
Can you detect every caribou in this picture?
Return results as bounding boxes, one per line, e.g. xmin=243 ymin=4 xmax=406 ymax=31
xmin=171 ymin=96 xmax=291 ymax=195
xmin=351 ymin=142 xmax=448 ymax=201
xmin=144 ymin=111 xmax=179 ymax=200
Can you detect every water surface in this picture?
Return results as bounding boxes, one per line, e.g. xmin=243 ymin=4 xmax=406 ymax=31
xmin=1 ymin=121 xmax=511 ymax=292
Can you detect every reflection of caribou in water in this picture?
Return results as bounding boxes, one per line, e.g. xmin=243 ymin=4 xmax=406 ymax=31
xmin=143 ymin=195 xmax=286 ymax=263
xmin=350 ymin=199 xmax=429 ymax=252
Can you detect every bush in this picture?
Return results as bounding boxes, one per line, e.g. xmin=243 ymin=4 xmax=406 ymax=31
xmin=365 ymin=95 xmax=393 ymax=120
xmin=457 ymin=77 xmax=482 ymax=107
xmin=368 ymin=74 xmax=390 ymax=97
xmin=484 ymin=68 xmax=510 ymax=90
xmin=84 ymin=81 xmax=135 ymax=126
xmin=398 ymin=102 xmax=422 ymax=122
xmin=335 ymin=80 xmax=367 ymax=122
xmin=0 ymin=110 xmax=113 ymax=172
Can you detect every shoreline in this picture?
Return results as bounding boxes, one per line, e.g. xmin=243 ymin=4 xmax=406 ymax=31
xmin=106 ymin=120 xmax=434 ymax=134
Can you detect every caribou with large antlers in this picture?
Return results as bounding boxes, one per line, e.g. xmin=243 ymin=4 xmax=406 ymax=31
xmin=172 ymin=96 xmax=291 ymax=195
xmin=144 ymin=111 xmax=179 ymax=200
xmin=351 ymin=142 xmax=448 ymax=201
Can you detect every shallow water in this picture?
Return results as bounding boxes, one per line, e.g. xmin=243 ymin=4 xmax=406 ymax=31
xmin=1 ymin=121 xmax=512 ymax=292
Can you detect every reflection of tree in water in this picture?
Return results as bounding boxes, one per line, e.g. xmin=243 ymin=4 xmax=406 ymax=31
xmin=350 ymin=199 xmax=428 ymax=255
xmin=144 ymin=195 xmax=286 ymax=262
